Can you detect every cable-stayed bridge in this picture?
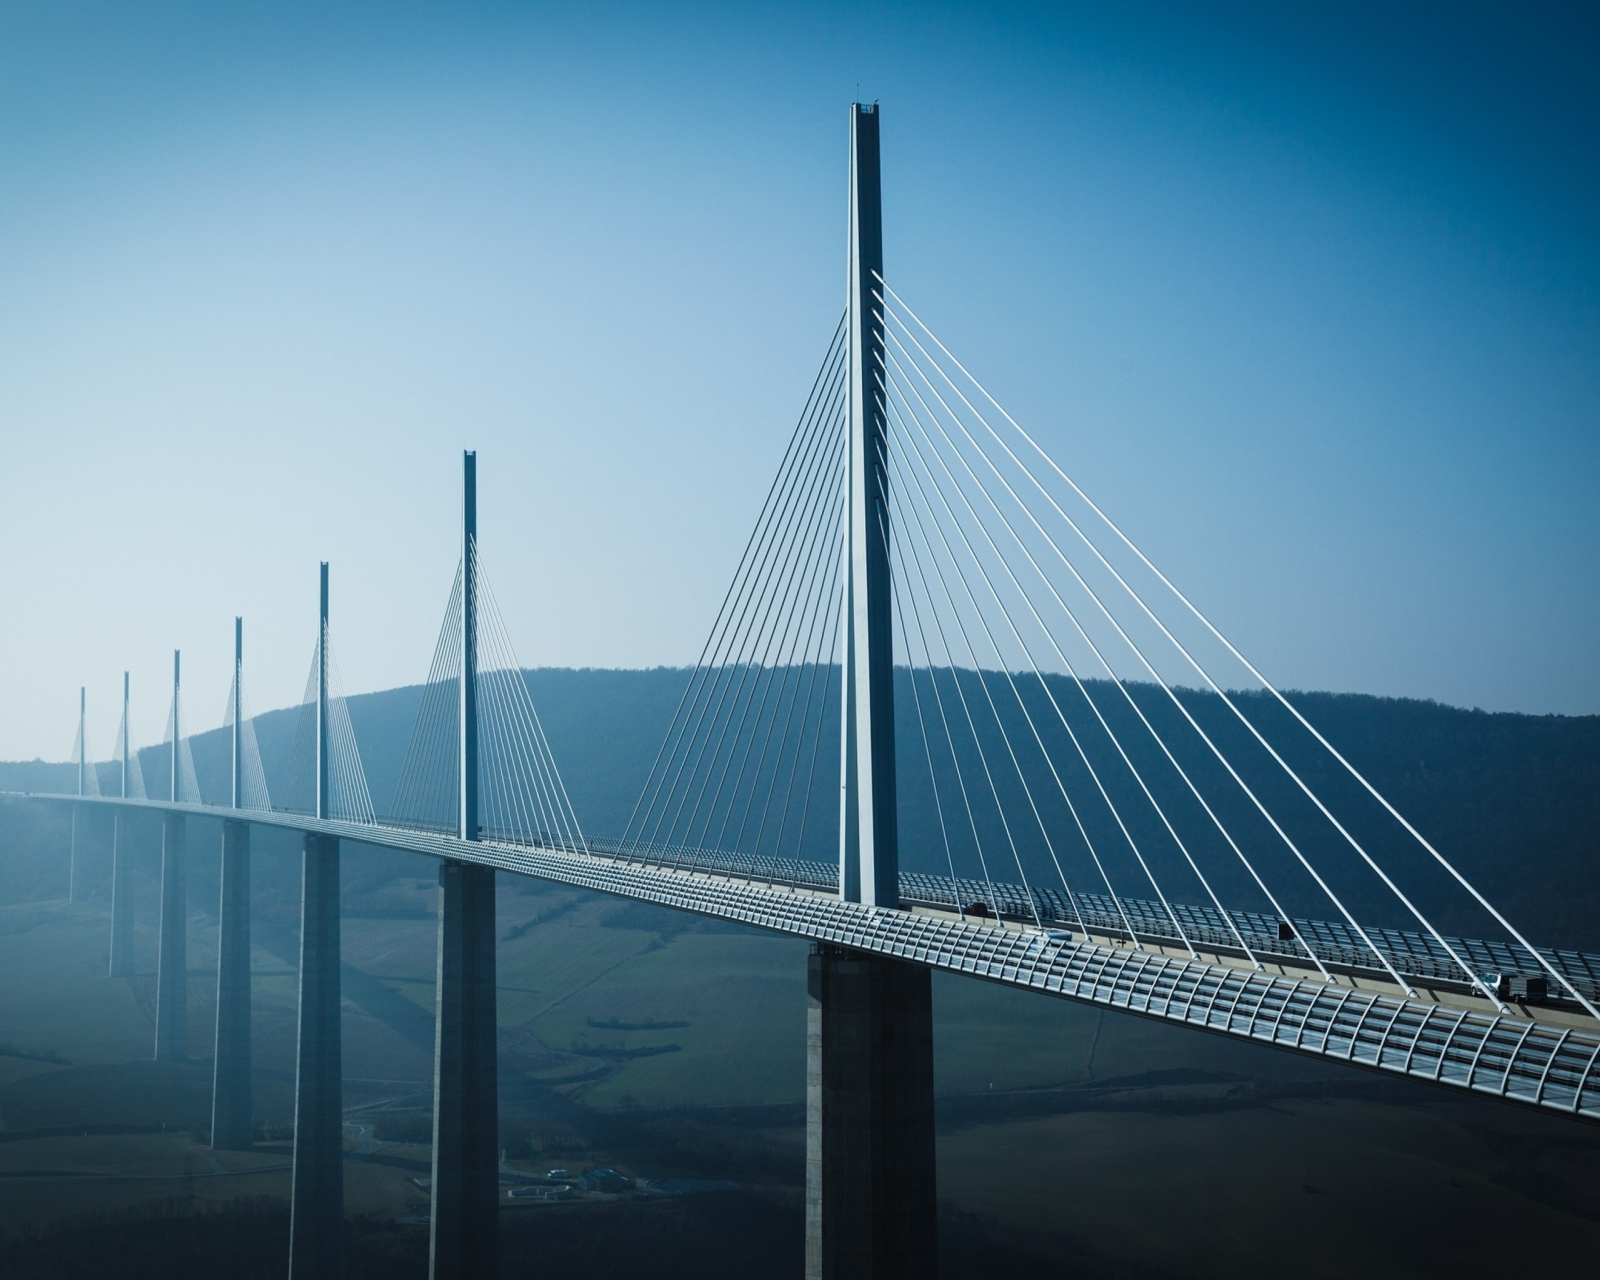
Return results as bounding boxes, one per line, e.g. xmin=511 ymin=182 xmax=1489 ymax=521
xmin=9 ymin=105 xmax=1600 ymax=1280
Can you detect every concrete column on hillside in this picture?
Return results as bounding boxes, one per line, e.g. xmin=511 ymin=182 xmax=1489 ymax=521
xmin=806 ymin=944 xmax=937 ymax=1280
xmin=290 ymin=832 xmax=343 ymax=1279
xmin=110 ymin=671 xmax=135 ymax=978
xmin=108 ymin=813 xmax=134 ymax=977
xmin=212 ymin=818 xmax=253 ymax=1149
xmin=153 ymin=811 xmax=187 ymax=1061
xmin=70 ymin=686 xmax=86 ymax=903
xmin=69 ymin=807 xmax=81 ymax=903
xmin=430 ymin=861 xmax=499 ymax=1280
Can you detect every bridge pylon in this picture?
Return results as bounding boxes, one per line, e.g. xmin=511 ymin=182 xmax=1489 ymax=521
xmin=154 ymin=650 xmax=187 ymax=1062
xmin=841 ymin=102 xmax=897 ymax=909
xmin=213 ymin=617 xmax=253 ymax=1149
xmin=290 ymin=564 xmax=345 ymax=1280
xmin=429 ymin=449 xmax=499 ymax=1280
xmin=808 ymin=103 xmax=938 ymax=1280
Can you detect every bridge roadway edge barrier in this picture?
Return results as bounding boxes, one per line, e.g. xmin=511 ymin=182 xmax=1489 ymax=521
xmin=808 ymin=944 xmax=937 ymax=1280
xmin=429 ymin=858 xmax=498 ymax=1280
xmin=13 ymin=793 xmax=1600 ymax=1131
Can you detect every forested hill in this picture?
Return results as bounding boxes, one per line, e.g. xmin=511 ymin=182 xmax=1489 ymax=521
xmin=3 ymin=670 xmax=1597 ymax=952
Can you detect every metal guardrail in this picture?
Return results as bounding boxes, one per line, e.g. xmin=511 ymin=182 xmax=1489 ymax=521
xmin=593 ymin=839 xmax=1600 ymax=1004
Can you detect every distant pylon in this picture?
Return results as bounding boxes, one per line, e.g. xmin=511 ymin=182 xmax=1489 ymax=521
xmin=839 ymin=100 xmax=898 ymax=909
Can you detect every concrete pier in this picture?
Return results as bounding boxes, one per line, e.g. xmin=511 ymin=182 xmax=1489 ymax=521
xmin=70 ymin=686 xmax=86 ymax=903
xmin=806 ymin=944 xmax=937 ymax=1280
xmin=290 ymin=833 xmax=343 ymax=1279
xmin=69 ymin=807 xmax=81 ymax=904
xmin=153 ymin=812 xmax=187 ymax=1061
xmin=212 ymin=818 xmax=253 ymax=1149
xmin=429 ymin=860 xmax=499 ymax=1280
xmin=108 ymin=813 xmax=134 ymax=977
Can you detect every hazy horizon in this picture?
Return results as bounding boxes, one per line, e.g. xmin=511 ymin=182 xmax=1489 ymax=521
xmin=4 ymin=2 xmax=1598 ymax=759
xmin=9 ymin=662 xmax=1597 ymax=771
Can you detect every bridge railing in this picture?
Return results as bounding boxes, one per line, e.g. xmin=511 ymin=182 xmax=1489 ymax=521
xmin=586 ymin=834 xmax=1600 ymax=1005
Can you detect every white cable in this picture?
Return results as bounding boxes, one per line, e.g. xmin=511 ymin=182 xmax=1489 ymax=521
xmin=644 ymin=381 xmax=847 ymax=850
xmin=629 ymin=335 xmax=848 ymax=847
xmin=660 ymin=410 xmax=847 ymax=851
xmin=885 ymin=430 xmax=1056 ymax=930
xmin=731 ymin=473 xmax=848 ymax=854
xmin=474 ymin=566 xmax=566 ymax=845
xmin=476 ymin=557 xmax=587 ymax=848
xmin=887 ymin=348 xmax=1263 ymax=968
xmin=883 ymin=318 xmax=1337 ymax=976
xmin=890 ymin=351 xmax=1299 ymax=968
xmin=749 ymin=504 xmax=846 ymax=859
xmin=888 ymin=412 xmax=1173 ymax=944
xmin=714 ymin=453 xmax=848 ymax=851
xmin=888 ymin=493 xmax=1006 ymax=922
xmin=887 ymin=507 xmax=987 ymax=921
xmin=693 ymin=444 xmax=848 ymax=854
xmin=882 ymin=290 xmax=1426 ymax=997
xmin=882 ymin=274 xmax=1580 ymax=1015
xmin=876 ymin=278 xmax=1545 ymax=1009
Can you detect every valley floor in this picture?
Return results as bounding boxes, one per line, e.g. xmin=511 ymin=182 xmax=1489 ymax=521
xmin=2 ymin=884 xmax=1598 ymax=1278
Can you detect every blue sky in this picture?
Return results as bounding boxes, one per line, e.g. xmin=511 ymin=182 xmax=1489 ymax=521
xmin=1 ymin=1 xmax=1596 ymax=760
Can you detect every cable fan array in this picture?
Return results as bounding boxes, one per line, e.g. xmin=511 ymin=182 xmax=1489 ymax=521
xmin=221 ymin=665 xmax=273 ymax=811
xmin=161 ymin=684 xmax=202 ymax=805
xmin=70 ymin=717 xmax=101 ymax=797
xmin=617 ymin=314 xmax=849 ymax=876
xmin=281 ymin=626 xmax=376 ymax=823
xmin=388 ymin=549 xmax=583 ymax=850
xmin=613 ymin=287 xmax=1597 ymax=1019
xmin=867 ymin=273 xmax=1596 ymax=1018
xmin=109 ymin=696 xmax=146 ymax=800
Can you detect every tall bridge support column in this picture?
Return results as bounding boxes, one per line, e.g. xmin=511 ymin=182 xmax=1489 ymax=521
xmin=153 ymin=812 xmax=187 ymax=1061
xmin=814 ymin=95 xmax=933 ymax=1280
xmin=429 ymin=860 xmax=498 ymax=1280
xmin=69 ymin=807 xmax=81 ymax=903
xmin=70 ymin=685 xmax=87 ymax=903
xmin=806 ymin=944 xmax=937 ymax=1280
xmin=212 ymin=818 xmax=252 ymax=1149
xmin=109 ymin=670 xmax=134 ymax=977
xmin=429 ymin=448 xmax=499 ymax=1280
xmin=108 ymin=813 xmax=134 ymax=977
xmin=290 ymin=833 xmax=343 ymax=1279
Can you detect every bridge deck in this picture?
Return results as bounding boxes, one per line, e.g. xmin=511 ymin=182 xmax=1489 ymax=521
xmin=15 ymin=793 xmax=1600 ymax=1124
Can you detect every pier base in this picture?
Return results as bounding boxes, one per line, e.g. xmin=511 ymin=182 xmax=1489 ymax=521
xmin=806 ymin=944 xmax=937 ymax=1280
xmin=109 ymin=812 xmax=134 ymax=977
xmin=290 ymin=834 xmax=343 ymax=1279
xmin=429 ymin=860 xmax=499 ymax=1280
xmin=69 ymin=806 xmax=81 ymax=903
xmin=212 ymin=819 xmax=253 ymax=1149
xmin=153 ymin=813 xmax=187 ymax=1061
